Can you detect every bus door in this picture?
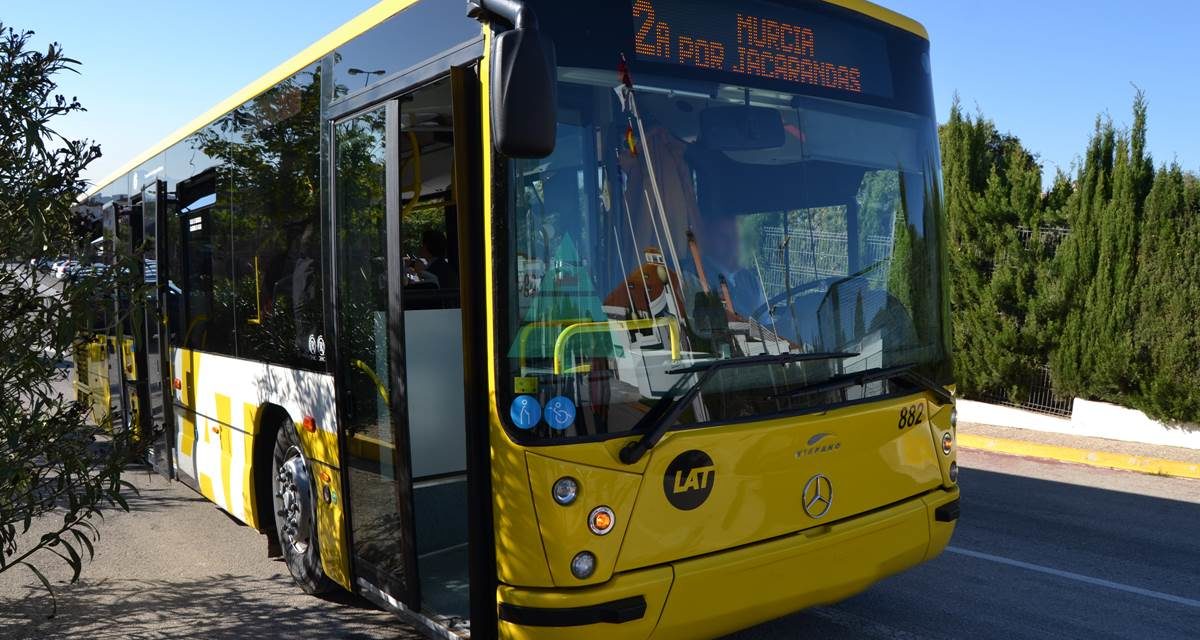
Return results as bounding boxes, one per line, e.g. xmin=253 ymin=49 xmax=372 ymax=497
xmin=333 ymin=73 xmax=473 ymax=623
xmin=139 ymin=179 xmax=176 ymax=478
xmin=99 ymin=202 xmax=130 ymax=431
xmin=166 ymin=171 xmax=214 ymax=491
xmin=333 ymin=97 xmax=422 ymax=610
xmin=110 ymin=201 xmax=145 ymax=436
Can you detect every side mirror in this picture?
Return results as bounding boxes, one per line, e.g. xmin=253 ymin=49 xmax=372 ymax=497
xmin=490 ymin=27 xmax=557 ymax=158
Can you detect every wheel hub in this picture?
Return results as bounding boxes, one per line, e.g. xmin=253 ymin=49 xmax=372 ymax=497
xmin=276 ymin=447 xmax=313 ymax=553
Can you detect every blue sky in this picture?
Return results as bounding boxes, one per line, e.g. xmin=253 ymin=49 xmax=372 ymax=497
xmin=886 ymin=0 xmax=1200 ymax=183
xmin=6 ymin=1 xmax=1199 ymax=188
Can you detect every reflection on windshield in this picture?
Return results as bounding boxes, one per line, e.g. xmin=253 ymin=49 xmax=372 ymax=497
xmin=503 ymin=64 xmax=948 ymax=440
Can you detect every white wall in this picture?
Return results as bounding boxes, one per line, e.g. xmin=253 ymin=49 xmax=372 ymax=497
xmin=1070 ymin=399 xmax=1200 ymax=450
xmin=957 ymin=400 xmax=1071 ymax=432
xmin=958 ymin=398 xmax=1200 ymax=450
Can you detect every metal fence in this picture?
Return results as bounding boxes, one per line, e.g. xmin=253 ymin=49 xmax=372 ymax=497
xmin=980 ymin=364 xmax=1073 ymax=417
xmin=1017 ymin=225 xmax=1071 ymax=251
xmin=756 ymin=226 xmax=895 ymax=294
xmin=752 ymin=224 xmax=1077 ymax=418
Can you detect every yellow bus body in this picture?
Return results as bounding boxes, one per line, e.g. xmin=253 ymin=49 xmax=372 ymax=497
xmin=476 ymin=5 xmax=958 ymax=629
xmin=73 ymin=334 xmax=138 ymax=431
xmin=492 ymin=396 xmax=958 ymax=638
xmin=72 ymin=335 xmax=109 ymax=423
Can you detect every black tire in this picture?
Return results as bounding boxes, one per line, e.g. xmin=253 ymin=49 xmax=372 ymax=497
xmin=271 ymin=420 xmax=334 ymax=594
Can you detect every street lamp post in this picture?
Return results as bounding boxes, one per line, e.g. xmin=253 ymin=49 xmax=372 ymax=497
xmin=346 ymin=67 xmax=386 ymax=88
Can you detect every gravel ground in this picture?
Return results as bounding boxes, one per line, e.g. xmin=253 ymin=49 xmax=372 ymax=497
xmin=0 ymin=467 xmax=421 ymax=640
xmin=959 ymin=421 xmax=1200 ymax=464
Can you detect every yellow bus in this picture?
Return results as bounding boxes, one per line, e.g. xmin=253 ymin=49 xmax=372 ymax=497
xmin=79 ymin=0 xmax=959 ymax=637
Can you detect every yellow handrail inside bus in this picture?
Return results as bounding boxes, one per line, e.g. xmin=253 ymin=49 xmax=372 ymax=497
xmin=516 ymin=318 xmax=590 ymax=370
xmin=351 ymin=358 xmax=390 ymax=404
xmin=553 ymin=316 xmax=681 ymax=375
xmin=401 ymin=130 xmax=422 ymax=221
xmin=182 ymin=313 xmax=208 ymax=351
xmin=247 ymin=255 xmax=263 ymax=325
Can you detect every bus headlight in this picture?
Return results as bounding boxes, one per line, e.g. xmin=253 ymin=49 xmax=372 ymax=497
xmin=949 ymin=461 xmax=959 ymax=484
xmin=588 ymin=506 xmax=614 ymax=535
xmin=571 ymin=551 xmax=596 ymax=579
xmin=552 ymin=477 xmax=578 ymax=505
xmin=950 ymin=407 xmax=958 ymax=430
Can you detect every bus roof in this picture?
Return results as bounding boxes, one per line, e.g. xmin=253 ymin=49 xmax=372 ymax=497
xmin=830 ymin=0 xmax=928 ymax=40
xmin=82 ymin=0 xmax=925 ymax=199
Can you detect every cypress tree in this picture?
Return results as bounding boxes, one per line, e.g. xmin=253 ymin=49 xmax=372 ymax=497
xmin=943 ymin=91 xmax=1200 ymax=423
xmin=1051 ymin=118 xmax=1112 ymax=397
xmin=939 ymin=100 xmax=1049 ymax=400
xmin=1131 ymin=165 xmax=1200 ymax=421
xmin=1052 ymin=94 xmax=1154 ymax=403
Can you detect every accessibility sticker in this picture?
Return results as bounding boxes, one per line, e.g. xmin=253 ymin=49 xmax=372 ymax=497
xmin=544 ymin=396 xmax=577 ymax=431
xmin=510 ymin=395 xmax=541 ymax=430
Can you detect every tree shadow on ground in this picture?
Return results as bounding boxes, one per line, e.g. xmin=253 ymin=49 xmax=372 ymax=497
xmin=0 ymin=573 xmax=420 ymax=640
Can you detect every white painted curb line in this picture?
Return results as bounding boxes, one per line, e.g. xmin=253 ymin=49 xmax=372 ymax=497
xmin=957 ymin=398 xmax=1200 ymax=451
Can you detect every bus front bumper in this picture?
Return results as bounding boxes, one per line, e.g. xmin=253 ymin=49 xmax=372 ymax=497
xmin=497 ymin=486 xmax=959 ymax=640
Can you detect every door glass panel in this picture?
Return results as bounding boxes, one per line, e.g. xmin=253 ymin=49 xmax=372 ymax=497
xmin=337 ymin=107 xmax=409 ymax=586
xmin=141 ymin=182 xmax=171 ymax=474
xmin=111 ymin=201 xmax=137 ymax=429
xmin=398 ymin=78 xmax=470 ymax=620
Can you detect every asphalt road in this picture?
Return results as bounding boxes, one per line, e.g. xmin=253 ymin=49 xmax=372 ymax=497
xmin=4 ymin=417 xmax=1198 ymax=639
xmin=725 ymin=448 xmax=1200 ymax=639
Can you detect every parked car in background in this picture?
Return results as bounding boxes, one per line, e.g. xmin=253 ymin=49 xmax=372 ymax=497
xmin=29 ymin=256 xmax=58 ymax=271
xmin=52 ymin=259 xmax=79 ymax=279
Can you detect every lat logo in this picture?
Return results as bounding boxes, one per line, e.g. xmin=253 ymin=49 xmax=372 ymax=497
xmin=664 ymin=450 xmax=715 ymax=510
xmin=673 ymin=465 xmax=715 ymax=493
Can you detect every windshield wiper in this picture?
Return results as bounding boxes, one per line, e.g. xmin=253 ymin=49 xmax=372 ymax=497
xmin=768 ymin=362 xmax=954 ymax=405
xmin=618 ymin=351 xmax=858 ymax=464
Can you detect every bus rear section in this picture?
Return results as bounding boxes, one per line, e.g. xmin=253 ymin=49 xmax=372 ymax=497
xmin=488 ymin=0 xmax=958 ymax=637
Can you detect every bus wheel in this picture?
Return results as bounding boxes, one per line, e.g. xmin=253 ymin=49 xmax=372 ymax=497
xmin=271 ymin=421 xmax=333 ymax=594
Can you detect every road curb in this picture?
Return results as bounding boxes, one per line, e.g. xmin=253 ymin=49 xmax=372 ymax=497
xmin=957 ymin=434 xmax=1200 ymax=480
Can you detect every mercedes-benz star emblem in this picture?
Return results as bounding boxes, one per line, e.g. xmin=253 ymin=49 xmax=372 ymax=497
xmin=802 ymin=474 xmax=833 ymax=518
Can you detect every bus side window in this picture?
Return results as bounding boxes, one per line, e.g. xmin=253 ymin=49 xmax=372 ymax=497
xmin=175 ymin=164 xmax=236 ymax=357
xmin=228 ymin=64 xmax=325 ymax=369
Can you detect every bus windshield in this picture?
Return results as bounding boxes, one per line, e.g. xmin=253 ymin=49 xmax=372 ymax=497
xmin=500 ymin=0 xmax=950 ymax=442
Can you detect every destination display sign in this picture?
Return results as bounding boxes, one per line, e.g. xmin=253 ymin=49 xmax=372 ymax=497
xmin=631 ymin=0 xmax=894 ymax=97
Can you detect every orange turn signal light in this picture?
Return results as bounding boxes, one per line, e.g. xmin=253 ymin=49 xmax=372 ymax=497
xmin=302 ymin=416 xmax=317 ymax=433
xmin=588 ymin=506 xmax=615 ymax=535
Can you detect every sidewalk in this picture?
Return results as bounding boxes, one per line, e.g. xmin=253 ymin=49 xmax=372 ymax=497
xmin=0 ymin=468 xmax=420 ymax=640
xmin=958 ymin=422 xmax=1200 ymax=480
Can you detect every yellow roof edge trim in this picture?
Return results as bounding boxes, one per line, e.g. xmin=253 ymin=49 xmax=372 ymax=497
xmin=83 ymin=0 xmax=427 ymax=200
xmin=823 ymin=0 xmax=929 ymax=40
